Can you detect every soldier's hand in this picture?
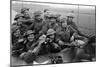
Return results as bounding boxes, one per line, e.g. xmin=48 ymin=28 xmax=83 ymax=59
xmin=53 ymin=43 xmax=59 ymax=48
xmin=70 ymin=36 xmax=74 ymax=42
xmin=58 ymin=40 xmax=64 ymax=46
xmin=20 ymin=52 xmax=27 ymax=59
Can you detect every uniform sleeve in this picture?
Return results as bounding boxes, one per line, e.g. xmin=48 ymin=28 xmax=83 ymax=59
xmin=40 ymin=23 xmax=49 ymax=34
xmin=18 ymin=19 xmax=34 ymax=23
xmin=71 ymin=21 xmax=77 ymax=27
xmin=28 ymin=21 xmax=35 ymax=30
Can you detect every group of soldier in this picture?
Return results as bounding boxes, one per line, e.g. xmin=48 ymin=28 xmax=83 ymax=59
xmin=11 ymin=7 xmax=96 ymax=64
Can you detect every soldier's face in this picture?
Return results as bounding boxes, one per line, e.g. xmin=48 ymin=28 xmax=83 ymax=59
xmin=14 ymin=30 xmax=20 ymax=37
xmin=28 ymin=34 xmax=34 ymax=41
xmin=17 ymin=17 xmax=23 ymax=25
xmin=17 ymin=21 xmax=22 ymax=25
xmin=36 ymin=15 xmax=42 ymax=21
xmin=67 ymin=17 xmax=73 ymax=22
xmin=24 ymin=10 xmax=29 ymax=15
xmin=62 ymin=22 xmax=67 ymax=28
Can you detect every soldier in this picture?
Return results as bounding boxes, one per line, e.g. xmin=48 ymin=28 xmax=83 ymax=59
xmin=24 ymin=30 xmax=36 ymax=50
xmin=28 ymin=11 xmax=43 ymax=33
xmin=56 ymin=20 xmax=71 ymax=44
xmin=12 ymin=29 xmax=27 ymax=57
xmin=49 ymin=14 xmax=59 ymax=30
xmin=12 ymin=14 xmax=25 ymax=57
xmin=43 ymin=29 xmax=62 ymax=53
xmin=66 ymin=13 xmax=89 ymax=38
xmin=54 ymin=20 xmax=81 ymax=62
xmin=12 ymin=13 xmax=26 ymax=45
xmin=12 ymin=13 xmax=24 ymax=29
xmin=20 ymin=7 xmax=31 ymax=19
xmin=55 ymin=14 xmax=61 ymax=26
xmin=12 ymin=29 xmax=21 ymax=44
xmin=66 ymin=13 xmax=78 ymax=30
xmin=13 ymin=13 xmax=29 ymax=35
xmin=15 ymin=8 xmax=34 ymax=28
xmin=19 ymin=34 xmax=46 ymax=64
xmin=19 ymin=30 xmax=37 ymax=64
xmin=41 ymin=13 xmax=59 ymax=34
xmin=43 ymin=9 xmax=51 ymax=20
xmin=12 ymin=12 xmax=32 ymax=57
xmin=14 ymin=13 xmax=24 ymax=22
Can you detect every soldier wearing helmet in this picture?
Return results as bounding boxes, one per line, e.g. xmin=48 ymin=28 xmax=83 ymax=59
xmin=22 ymin=30 xmax=37 ymax=51
xmin=12 ymin=13 xmax=27 ymax=46
xmin=40 ymin=13 xmax=59 ymax=35
xmin=56 ymin=20 xmax=71 ymax=44
xmin=28 ymin=11 xmax=43 ymax=33
xmin=66 ymin=13 xmax=77 ymax=30
xmin=43 ymin=9 xmax=51 ymax=20
xmin=13 ymin=14 xmax=24 ymax=27
xmin=42 ymin=29 xmax=61 ymax=53
xmin=66 ymin=13 xmax=89 ymax=38
xmin=16 ymin=8 xmax=34 ymax=28
xmin=12 ymin=29 xmax=28 ymax=57
xmin=13 ymin=8 xmax=34 ymax=34
xmin=33 ymin=11 xmax=43 ymax=21
xmin=14 ymin=14 xmax=24 ymax=21
xmin=13 ymin=13 xmax=30 ymax=35
xmin=14 ymin=8 xmax=30 ymax=23
xmin=25 ymin=11 xmax=44 ymax=42
xmin=20 ymin=7 xmax=31 ymax=19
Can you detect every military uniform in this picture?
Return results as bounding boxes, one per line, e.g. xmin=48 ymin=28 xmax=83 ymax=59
xmin=66 ymin=13 xmax=89 ymax=38
xmin=13 ymin=13 xmax=31 ymax=34
xmin=14 ymin=8 xmax=31 ymax=21
xmin=57 ymin=27 xmax=70 ymax=42
xmin=28 ymin=11 xmax=43 ymax=32
xmin=15 ymin=8 xmax=33 ymax=30
xmin=24 ymin=30 xmax=37 ymax=50
xmin=42 ymin=29 xmax=61 ymax=53
xmin=41 ymin=14 xmax=60 ymax=34
xmin=12 ymin=35 xmax=27 ymax=57
xmin=56 ymin=22 xmax=73 ymax=44
xmin=12 ymin=12 xmax=32 ymax=57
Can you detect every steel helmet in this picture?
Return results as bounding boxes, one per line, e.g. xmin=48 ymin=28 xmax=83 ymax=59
xmin=47 ymin=29 xmax=56 ymax=35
